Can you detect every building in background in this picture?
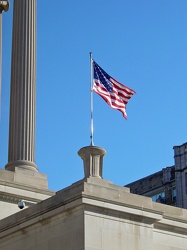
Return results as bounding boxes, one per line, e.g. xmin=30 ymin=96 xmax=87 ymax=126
xmin=125 ymin=142 xmax=187 ymax=209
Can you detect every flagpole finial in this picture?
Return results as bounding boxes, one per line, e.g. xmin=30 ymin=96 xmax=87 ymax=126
xmin=89 ymin=52 xmax=92 ymax=60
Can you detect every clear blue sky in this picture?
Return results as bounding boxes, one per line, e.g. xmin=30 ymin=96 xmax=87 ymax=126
xmin=0 ymin=0 xmax=187 ymax=191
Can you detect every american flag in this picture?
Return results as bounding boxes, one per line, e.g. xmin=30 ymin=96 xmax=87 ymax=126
xmin=92 ymin=60 xmax=136 ymax=119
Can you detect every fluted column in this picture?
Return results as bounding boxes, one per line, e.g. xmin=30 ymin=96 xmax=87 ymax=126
xmin=5 ymin=0 xmax=37 ymax=171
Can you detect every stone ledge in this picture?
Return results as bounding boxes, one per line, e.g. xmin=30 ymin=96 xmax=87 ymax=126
xmin=1 ymin=177 xmax=187 ymax=238
xmin=0 ymin=168 xmax=53 ymax=191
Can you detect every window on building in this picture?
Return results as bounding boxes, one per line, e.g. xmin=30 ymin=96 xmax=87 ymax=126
xmin=151 ymin=192 xmax=165 ymax=202
xmin=172 ymin=187 xmax=176 ymax=202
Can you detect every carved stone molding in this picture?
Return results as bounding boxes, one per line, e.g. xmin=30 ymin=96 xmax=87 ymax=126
xmin=0 ymin=193 xmax=37 ymax=206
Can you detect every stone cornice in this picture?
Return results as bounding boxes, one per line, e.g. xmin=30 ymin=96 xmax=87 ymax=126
xmin=0 ymin=179 xmax=55 ymax=196
xmin=0 ymin=192 xmax=38 ymax=207
xmin=1 ymin=178 xmax=187 ymax=238
xmin=0 ymin=194 xmax=20 ymax=204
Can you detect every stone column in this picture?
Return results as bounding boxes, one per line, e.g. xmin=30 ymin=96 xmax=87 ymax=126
xmin=78 ymin=146 xmax=106 ymax=179
xmin=5 ymin=0 xmax=37 ymax=172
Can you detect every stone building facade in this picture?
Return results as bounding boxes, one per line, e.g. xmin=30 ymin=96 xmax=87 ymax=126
xmin=1 ymin=171 xmax=187 ymax=250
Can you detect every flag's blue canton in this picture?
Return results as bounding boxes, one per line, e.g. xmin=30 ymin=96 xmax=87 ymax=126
xmin=93 ymin=61 xmax=113 ymax=92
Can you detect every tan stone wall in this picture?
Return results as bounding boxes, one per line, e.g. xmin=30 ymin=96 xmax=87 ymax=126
xmin=153 ymin=228 xmax=187 ymax=250
xmin=0 ymin=178 xmax=187 ymax=250
xmin=0 ymin=201 xmax=25 ymax=220
xmin=85 ymin=209 xmax=154 ymax=249
xmin=0 ymin=206 xmax=84 ymax=250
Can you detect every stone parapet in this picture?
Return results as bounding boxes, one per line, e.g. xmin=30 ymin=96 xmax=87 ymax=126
xmin=0 ymin=178 xmax=187 ymax=249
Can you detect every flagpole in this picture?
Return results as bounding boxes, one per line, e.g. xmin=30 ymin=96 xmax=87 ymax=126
xmin=90 ymin=52 xmax=94 ymax=146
